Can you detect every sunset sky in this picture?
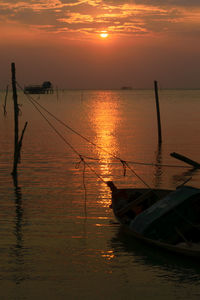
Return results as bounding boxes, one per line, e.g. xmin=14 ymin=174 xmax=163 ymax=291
xmin=0 ymin=1 xmax=200 ymax=89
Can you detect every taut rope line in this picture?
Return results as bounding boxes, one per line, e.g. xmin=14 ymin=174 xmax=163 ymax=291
xmin=21 ymin=90 xmax=152 ymax=189
xmin=17 ymin=82 xmax=193 ymax=194
xmin=17 ymin=82 xmax=188 ymax=170
xmin=17 ymin=84 xmax=108 ymax=186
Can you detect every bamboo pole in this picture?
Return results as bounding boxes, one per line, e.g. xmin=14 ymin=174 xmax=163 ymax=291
xmin=154 ymin=80 xmax=162 ymax=145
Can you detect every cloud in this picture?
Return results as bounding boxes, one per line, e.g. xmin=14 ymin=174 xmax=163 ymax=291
xmin=103 ymin=0 xmax=200 ymax=8
xmin=0 ymin=0 xmax=199 ymax=39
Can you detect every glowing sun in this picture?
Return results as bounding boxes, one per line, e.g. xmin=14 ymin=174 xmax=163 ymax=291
xmin=100 ymin=31 xmax=109 ymax=39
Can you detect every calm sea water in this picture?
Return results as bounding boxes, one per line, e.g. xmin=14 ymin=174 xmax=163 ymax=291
xmin=1 ymin=89 xmax=200 ymax=299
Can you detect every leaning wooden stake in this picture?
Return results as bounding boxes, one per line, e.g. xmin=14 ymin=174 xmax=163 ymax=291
xmin=11 ymin=62 xmax=28 ymax=177
xmin=154 ymin=80 xmax=162 ymax=145
xmin=170 ymin=152 xmax=200 ymax=169
xmin=18 ymin=121 xmax=28 ymax=163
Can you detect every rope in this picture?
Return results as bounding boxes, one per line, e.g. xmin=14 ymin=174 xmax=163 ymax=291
xmin=82 ymin=160 xmax=87 ymax=217
xmin=18 ymin=86 xmax=109 ymax=186
xmin=17 ymin=82 xmax=188 ymax=170
xmin=17 ymin=82 xmax=193 ymax=192
xmin=127 ymin=160 xmax=189 ymax=169
xmin=25 ymin=94 xmax=82 ymax=158
xmin=124 ymin=161 xmax=153 ymax=190
xmin=120 ymin=160 xmax=127 ymax=176
xmin=15 ymin=84 xmax=200 ymax=229
xmin=75 ymin=156 xmax=88 ymax=217
xmin=17 ymin=82 xmax=121 ymax=160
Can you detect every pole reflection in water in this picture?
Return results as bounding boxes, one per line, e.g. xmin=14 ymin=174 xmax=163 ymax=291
xmin=153 ymin=145 xmax=163 ymax=188
xmin=172 ymin=166 xmax=198 ymax=187
xmin=11 ymin=175 xmax=26 ymax=285
xmin=89 ymin=92 xmax=120 ymax=207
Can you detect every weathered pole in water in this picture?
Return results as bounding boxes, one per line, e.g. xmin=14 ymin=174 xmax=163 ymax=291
xmin=11 ymin=63 xmax=19 ymax=177
xmin=154 ymin=80 xmax=162 ymax=145
xmin=11 ymin=62 xmax=28 ymax=178
xmin=3 ymin=85 xmax=8 ymax=116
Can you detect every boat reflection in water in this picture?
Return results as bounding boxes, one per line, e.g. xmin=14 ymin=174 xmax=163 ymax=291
xmin=110 ymin=226 xmax=200 ymax=284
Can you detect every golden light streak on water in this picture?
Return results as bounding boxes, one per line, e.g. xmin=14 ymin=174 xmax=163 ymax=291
xmin=1 ymin=90 xmax=200 ymax=299
xmin=101 ymin=250 xmax=115 ymax=261
xmin=89 ymin=91 xmax=120 ymax=207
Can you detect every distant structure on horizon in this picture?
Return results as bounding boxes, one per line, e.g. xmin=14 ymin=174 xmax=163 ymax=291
xmin=121 ymin=86 xmax=132 ymax=90
xmin=24 ymin=81 xmax=54 ymax=94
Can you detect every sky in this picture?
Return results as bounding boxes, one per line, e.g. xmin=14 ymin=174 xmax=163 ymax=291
xmin=0 ymin=0 xmax=200 ymax=89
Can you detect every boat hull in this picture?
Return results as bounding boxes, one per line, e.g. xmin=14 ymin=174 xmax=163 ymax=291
xmin=120 ymin=223 xmax=200 ymax=258
xmin=107 ymin=181 xmax=200 ymax=259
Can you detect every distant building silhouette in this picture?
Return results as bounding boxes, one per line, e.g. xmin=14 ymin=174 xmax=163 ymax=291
xmin=121 ymin=86 xmax=132 ymax=90
xmin=24 ymin=81 xmax=54 ymax=94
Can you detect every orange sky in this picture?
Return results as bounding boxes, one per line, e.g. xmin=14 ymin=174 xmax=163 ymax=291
xmin=0 ymin=1 xmax=200 ymax=89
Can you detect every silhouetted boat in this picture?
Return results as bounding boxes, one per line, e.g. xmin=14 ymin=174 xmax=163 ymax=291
xmin=107 ymin=181 xmax=200 ymax=258
xmin=24 ymin=81 xmax=53 ymax=94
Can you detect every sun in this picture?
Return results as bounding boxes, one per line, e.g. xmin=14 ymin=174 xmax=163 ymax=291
xmin=100 ymin=31 xmax=109 ymax=39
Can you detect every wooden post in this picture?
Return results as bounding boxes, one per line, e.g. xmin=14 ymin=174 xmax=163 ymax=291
xmin=3 ymin=85 xmax=8 ymax=116
xmin=11 ymin=63 xmax=28 ymax=177
xmin=154 ymin=80 xmax=162 ymax=145
xmin=11 ymin=63 xmax=19 ymax=177
xmin=18 ymin=122 xmax=28 ymax=163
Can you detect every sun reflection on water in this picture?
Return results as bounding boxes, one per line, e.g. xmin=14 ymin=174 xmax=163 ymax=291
xmin=89 ymin=92 xmax=120 ymax=207
xmin=101 ymin=250 xmax=115 ymax=261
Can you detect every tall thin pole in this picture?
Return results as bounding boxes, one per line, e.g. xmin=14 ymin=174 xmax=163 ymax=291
xmin=11 ymin=62 xmax=19 ymax=176
xmin=3 ymin=85 xmax=8 ymax=116
xmin=154 ymin=80 xmax=162 ymax=145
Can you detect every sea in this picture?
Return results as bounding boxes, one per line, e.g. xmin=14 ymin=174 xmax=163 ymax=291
xmin=1 ymin=89 xmax=200 ymax=299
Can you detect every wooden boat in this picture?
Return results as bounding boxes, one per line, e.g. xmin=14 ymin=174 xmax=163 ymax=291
xmin=107 ymin=181 xmax=200 ymax=258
